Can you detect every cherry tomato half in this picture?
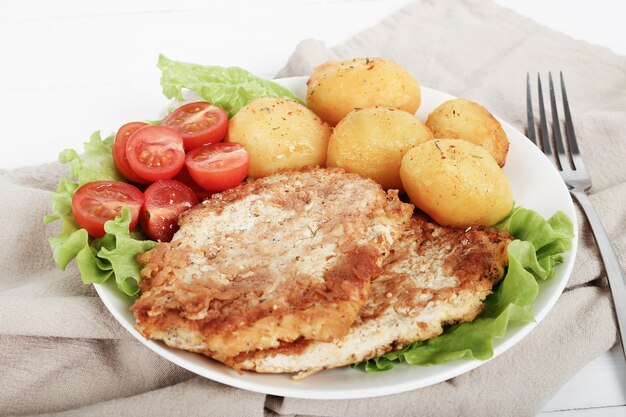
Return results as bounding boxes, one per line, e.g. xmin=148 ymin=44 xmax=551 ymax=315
xmin=112 ymin=121 xmax=150 ymax=184
xmin=140 ymin=180 xmax=198 ymax=242
xmin=126 ymin=125 xmax=185 ymax=181
xmin=173 ymin=165 xmax=213 ymax=202
xmin=163 ymin=101 xmax=229 ymax=150
xmin=185 ymin=142 xmax=250 ymax=192
xmin=72 ymin=181 xmax=144 ymax=238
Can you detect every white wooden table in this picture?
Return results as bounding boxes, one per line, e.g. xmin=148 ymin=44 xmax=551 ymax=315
xmin=1 ymin=1 xmax=625 ymax=415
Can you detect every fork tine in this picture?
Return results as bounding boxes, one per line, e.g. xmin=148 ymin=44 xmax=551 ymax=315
xmin=560 ymin=72 xmax=581 ymax=157
xmin=537 ymin=74 xmax=553 ymax=159
xmin=549 ymin=72 xmax=567 ymax=170
xmin=526 ymin=73 xmax=538 ymax=145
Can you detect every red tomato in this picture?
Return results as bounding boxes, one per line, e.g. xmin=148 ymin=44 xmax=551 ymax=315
xmin=72 ymin=181 xmax=144 ymax=238
xmin=112 ymin=121 xmax=150 ymax=184
xmin=163 ymin=102 xmax=229 ymax=150
xmin=173 ymin=165 xmax=213 ymax=202
xmin=140 ymin=180 xmax=198 ymax=242
xmin=126 ymin=125 xmax=185 ymax=181
xmin=185 ymin=142 xmax=250 ymax=192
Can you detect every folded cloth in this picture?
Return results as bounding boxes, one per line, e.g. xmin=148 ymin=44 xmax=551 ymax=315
xmin=1 ymin=0 xmax=625 ymax=416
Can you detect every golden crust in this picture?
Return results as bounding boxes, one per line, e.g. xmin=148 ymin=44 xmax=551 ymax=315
xmin=226 ymin=214 xmax=512 ymax=375
xmin=131 ymin=168 xmax=413 ymax=358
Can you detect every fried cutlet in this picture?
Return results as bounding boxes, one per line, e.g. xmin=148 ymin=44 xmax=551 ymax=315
xmin=225 ymin=214 xmax=512 ymax=377
xmin=131 ymin=168 xmax=413 ymax=359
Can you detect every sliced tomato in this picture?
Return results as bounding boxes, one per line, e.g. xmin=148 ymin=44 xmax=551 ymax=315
xmin=163 ymin=101 xmax=229 ymax=150
xmin=112 ymin=121 xmax=150 ymax=184
xmin=126 ymin=125 xmax=185 ymax=181
xmin=72 ymin=181 xmax=144 ymax=238
xmin=185 ymin=142 xmax=250 ymax=192
xmin=140 ymin=180 xmax=198 ymax=242
xmin=173 ymin=165 xmax=213 ymax=202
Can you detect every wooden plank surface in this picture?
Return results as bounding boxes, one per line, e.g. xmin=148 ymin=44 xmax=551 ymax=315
xmin=543 ymin=344 xmax=626 ymax=414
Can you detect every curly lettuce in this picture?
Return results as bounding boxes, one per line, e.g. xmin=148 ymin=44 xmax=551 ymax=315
xmin=359 ymin=208 xmax=573 ymax=371
xmin=44 ymin=57 xmax=575 ymax=362
xmin=45 ymin=55 xmax=304 ymax=297
xmin=158 ymin=54 xmax=304 ymax=117
xmin=44 ymin=132 xmax=155 ymax=296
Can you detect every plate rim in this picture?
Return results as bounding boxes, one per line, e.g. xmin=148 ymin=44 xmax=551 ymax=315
xmin=94 ymin=76 xmax=578 ymax=400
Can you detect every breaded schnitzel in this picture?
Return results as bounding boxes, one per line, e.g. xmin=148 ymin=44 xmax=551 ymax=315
xmin=225 ymin=214 xmax=512 ymax=377
xmin=131 ymin=168 xmax=413 ymax=358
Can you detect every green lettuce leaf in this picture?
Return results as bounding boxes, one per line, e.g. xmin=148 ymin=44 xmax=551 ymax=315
xmin=43 ymin=177 xmax=79 ymax=225
xmin=158 ymin=54 xmax=304 ymax=117
xmin=359 ymin=207 xmax=573 ymax=371
xmin=79 ymin=208 xmax=156 ymax=295
xmin=45 ymin=132 xmax=156 ymax=296
xmin=47 ymin=217 xmax=89 ymax=270
xmin=59 ymin=131 xmax=122 ymax=185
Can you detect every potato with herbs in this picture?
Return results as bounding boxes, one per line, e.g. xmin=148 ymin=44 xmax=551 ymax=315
xmin=400 ymin=139 xmax=513 ymax=227
xmin=307 ymin=58 xmax=421 ymax=126
xmin=226 ymin=98 xmax=331 ymax=178
xmin=425 ymin=98 xmax=509 ymax=167
xmin=326 ymin=107 xmax=433 ymax=191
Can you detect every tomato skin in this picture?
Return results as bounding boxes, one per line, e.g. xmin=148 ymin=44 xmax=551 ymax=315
xmin=126 ymin=125 xmax=185 ymax=181
xmin=173 ymin=165 xmax=213 ymax=202
xmin=72 ymin=181 xmax=144 ymax=238
xmin=185 ymin=142 xmax=250 ymax=192
xmin=163 ymin=102 xmax=229 ymax=150
xmin=112 ymin=122 xmax=150 ymax=184
xmin=140 ymin=180 xmax=198 ymax=242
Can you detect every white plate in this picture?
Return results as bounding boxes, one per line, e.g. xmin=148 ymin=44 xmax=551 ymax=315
xmin=94 ymin=76 xmax=577 ymax=400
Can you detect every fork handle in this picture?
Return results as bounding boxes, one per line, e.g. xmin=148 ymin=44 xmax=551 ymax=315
xmin=570 ymin=188 xmax=626 ymax=359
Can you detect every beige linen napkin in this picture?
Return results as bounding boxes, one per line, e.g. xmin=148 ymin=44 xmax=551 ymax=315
xmin=1 ymin=1 xmax=625 ymax=416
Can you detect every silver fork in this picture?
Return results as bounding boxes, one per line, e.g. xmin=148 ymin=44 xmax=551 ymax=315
xmin=526 ymin=72 xmax=626 ymax=361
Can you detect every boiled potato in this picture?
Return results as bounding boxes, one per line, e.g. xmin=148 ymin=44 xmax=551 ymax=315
xmin=307 ymin=58 xmax=421 ymax=126
xmin=425 ymin=98 xmax=509 ymax=167
xmin=327 ymin=107 xmax=433 ymax=191
xmin=226 ymin=97 xmax=331 ymax=178
xmin=400 ymin=139 xmax=513 ymax=227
